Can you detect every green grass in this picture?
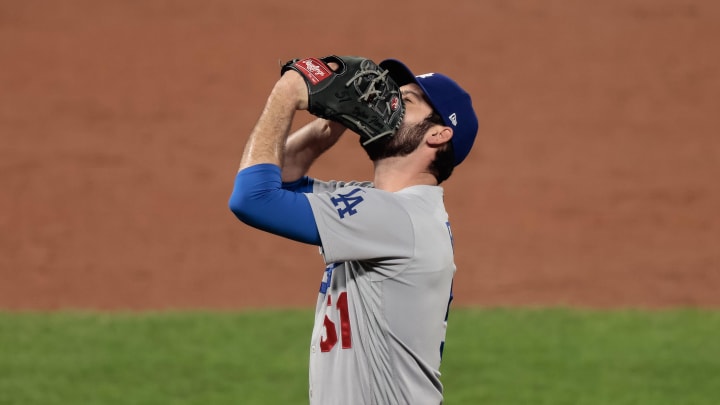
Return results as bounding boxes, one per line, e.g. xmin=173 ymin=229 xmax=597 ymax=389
xmin=444 ymin=308 xmax=720 ymax=405
xmin=1 ymin=308 xmax=719 ymax=404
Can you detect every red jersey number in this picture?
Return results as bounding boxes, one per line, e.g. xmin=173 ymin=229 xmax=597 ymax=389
xmin=320 ymin=292 xmax=352 ymax=352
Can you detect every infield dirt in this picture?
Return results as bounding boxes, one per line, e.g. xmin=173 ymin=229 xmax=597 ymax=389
xmin=1 ymin=0 xmax=718 ymax=310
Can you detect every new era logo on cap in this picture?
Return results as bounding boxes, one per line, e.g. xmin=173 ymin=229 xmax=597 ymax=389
xmin=379 ymin=59 xmax=479 ymax=166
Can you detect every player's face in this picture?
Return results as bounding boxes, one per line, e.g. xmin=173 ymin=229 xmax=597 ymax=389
xmin=362 ymin=84 xmax=440 ymax=161
xmin=399 ymin=84 xmax=436 ymax=125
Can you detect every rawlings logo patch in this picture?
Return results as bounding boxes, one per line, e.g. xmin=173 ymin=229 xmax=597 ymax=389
xmin=294 ymin=58 xmax=332 ymax=85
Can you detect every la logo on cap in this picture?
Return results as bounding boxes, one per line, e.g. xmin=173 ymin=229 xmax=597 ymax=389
xmin=449 ymin=113 xmax=458 ymax=126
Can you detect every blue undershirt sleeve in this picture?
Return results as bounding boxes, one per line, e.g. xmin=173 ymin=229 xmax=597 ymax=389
xmin=228 ymin=164 xmax=321 ymax=245
xmin=281 ymin=175 xmax=315 ymax=193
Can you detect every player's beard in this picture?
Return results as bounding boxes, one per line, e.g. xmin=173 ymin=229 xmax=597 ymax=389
xmin=362 ymin=118 xmax=436 ymax=162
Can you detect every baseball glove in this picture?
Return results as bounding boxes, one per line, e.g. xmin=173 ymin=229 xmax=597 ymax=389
xmin=281 ymin=55 xmax=405 ymax=145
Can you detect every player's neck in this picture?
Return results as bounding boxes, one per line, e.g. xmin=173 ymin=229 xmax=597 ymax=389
xmin=372 ymin=156 xmax=438 ymax=192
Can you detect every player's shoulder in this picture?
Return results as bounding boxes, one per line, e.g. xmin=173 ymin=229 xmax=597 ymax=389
xmin=307 ymin=182 xmax=408 ymax=221
xmin=331 ymin=184 xmax=444 ymax=219
xmin=311 ymin=181 xmax=443 ymax=213
xmin=332 ymin=183 xmax=443 ymax=204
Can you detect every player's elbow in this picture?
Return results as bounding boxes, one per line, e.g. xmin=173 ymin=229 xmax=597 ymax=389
xmin=228 ymin=188 xmax=258 ymax=225
xmin=229 ymin=164 xmax=285 ymax=227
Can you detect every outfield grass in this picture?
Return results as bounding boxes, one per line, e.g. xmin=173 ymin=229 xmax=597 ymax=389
xmin=1 ymin=308 xmax=718 ymax=404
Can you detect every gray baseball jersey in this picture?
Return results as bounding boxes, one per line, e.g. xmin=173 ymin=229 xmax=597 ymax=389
xmin=304 ymin=180 xmax=456 ymax=405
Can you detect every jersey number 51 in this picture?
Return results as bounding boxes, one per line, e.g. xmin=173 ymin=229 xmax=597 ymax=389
xmin=320 ymin=292 xmax=352 ymax=352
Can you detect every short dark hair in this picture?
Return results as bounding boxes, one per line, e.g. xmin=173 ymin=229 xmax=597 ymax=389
xmin=425 ymin=111 xmax=455 ymax=184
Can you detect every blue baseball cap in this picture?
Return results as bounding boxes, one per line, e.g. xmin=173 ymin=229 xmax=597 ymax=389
xmin=379 ymin=59 xmax=479 ymax=166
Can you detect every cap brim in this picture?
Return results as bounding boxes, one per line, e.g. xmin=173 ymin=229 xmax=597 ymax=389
xmin=379 ymin=59 xmax=418 ymax=87
xmin=380 ymin=59 xmax=448 ymax=127
xmin=380 ymin=58 xmax=443 ymax=118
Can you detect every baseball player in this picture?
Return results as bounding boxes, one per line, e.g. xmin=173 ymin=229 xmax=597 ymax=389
xmin=229 ymin=56 xmax=478 ymax=404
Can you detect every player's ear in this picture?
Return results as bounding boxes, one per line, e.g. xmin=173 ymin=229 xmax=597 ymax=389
xmin=427 ymin=126 xmax=453 ymax=146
